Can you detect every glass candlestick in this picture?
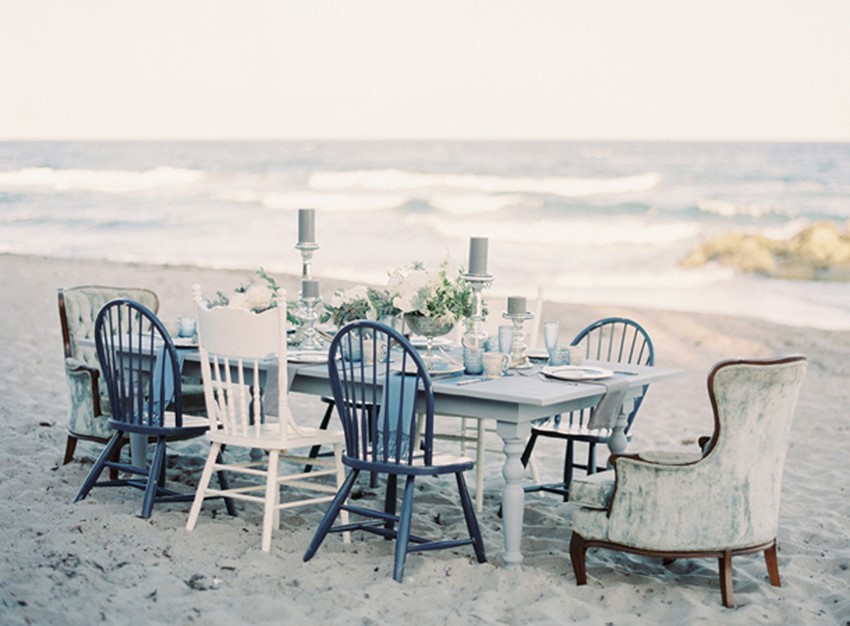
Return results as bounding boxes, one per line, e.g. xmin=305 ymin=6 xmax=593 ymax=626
xmin=298 ymin=294 xmax=323 ymax=351
xmin=461 ymin=272 xmax=493 ymax=349
xmin=295 ymin=242 xmax=319 ymax=279
xmin=502 ymin=310 xmax=534 ymax=369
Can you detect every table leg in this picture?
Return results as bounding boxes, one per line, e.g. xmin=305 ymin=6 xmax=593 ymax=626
xmin=496 ymin=420 xmax=531 ymax=570
xmin=606 ymin=398 xmax=634 ymax=461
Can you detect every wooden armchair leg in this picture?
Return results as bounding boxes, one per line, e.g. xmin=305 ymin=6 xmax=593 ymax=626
xmin=63 ymin=435 xmax=77 ymax=465
xmin=569 ymin=532 xmax=588 ymax=585
xmin=718 ymin=550 xmax=735 ymax=608
xmin=764 ymin=541 xmax=781 ymax=587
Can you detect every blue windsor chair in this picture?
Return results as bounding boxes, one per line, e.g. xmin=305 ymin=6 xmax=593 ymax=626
xmin=521 ymin=317 xmax=655 ymax=500
xmin=303 ymin=320 xmax=487 ymax=581
xmin=74 ymin=298 xmax=234 ymax=519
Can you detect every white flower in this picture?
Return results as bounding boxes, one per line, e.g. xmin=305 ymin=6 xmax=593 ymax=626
xmin=330 ymin=285 xmax=369 ymax=308
xmin=391 ymin=268 xmax=429 ymax=313
xmin=229 ymin=283 xmax=274 ymax=312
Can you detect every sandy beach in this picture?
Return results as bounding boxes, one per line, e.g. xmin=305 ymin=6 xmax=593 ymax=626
xmin=0 ymin=252 xmax=847 ymax=625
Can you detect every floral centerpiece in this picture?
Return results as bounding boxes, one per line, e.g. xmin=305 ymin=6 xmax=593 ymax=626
xmin=387 ymin=258 xmax=474 ymax=325
xmin=323 ymin=285 xmax=373 ymax=327
xmin=323 ymin=285 xmax=401 ymax=327
xmin=212 ymin=268 xmax=300 ymax=324
xmin=386 ymin=258 xmax=475 ymax=365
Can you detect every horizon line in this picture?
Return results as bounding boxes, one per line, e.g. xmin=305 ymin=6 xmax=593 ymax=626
xmin=2 ymin=136 xmax=849 ymax=144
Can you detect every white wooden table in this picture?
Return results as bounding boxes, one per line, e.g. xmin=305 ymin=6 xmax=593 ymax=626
xmin=290 ymin=359 xmax=682 ymax=569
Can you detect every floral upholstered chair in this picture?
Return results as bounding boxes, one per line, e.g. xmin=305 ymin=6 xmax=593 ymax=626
xmin=568 ymin=355 xmax=807 ymax=608
xmin=58 ymin=286 xmax=159 ymax=475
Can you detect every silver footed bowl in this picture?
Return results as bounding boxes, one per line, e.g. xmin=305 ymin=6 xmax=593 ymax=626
xmin=404 ymin=314 xmax=454 ymax=339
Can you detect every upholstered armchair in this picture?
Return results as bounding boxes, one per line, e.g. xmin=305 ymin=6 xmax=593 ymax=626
xmin=59 ymin=286 xmax=159 ymax=473
xmin=568 ymin=355 xmax=807 ymax=608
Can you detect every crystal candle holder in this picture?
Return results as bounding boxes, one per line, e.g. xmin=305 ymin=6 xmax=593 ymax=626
xmin=502 ymin=310 xmax=534 ymax=369
xmin=295 ymin=242 xmax=320 ymax=279
xmin=461 ymin=272 xmax=493 ymax=350
xmin=298 ymin=295 xmax=323 ymax=351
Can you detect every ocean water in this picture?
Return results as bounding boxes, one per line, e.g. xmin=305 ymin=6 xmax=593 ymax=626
xmin=2 ymin=140 xmax=849 ymax=329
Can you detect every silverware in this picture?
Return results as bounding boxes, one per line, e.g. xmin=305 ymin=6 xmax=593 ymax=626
xmin=456 ymin=377 xmax=489 ymax=386
xmin=613 ymin=370 xmax=638 ymax=376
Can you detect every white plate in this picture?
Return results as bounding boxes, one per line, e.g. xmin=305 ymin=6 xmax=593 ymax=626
xmin=287 ymin=351 xmax=329 ymax=364
xmin=542 ymin=365 xmax=613 ymax=381
xmin=526 ymin=348 xmax=549 ymax=360
xmin=173 ymin=337 xmax=198 ymax=348
xmin=428 ymin=363 xmax=464 ymax=377
xmin=396 ymin=360 xmax=464 ymax=377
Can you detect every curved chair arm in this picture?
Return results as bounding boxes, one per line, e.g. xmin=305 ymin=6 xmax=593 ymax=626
xmin=64 ymin=357 xmax=111 ymax=438
xmin=611 ymin=450 xmax=703 ymax=467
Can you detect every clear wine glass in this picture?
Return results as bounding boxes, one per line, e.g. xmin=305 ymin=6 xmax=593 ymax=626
xmin=543 ymin=321 xmax=560 ymax=355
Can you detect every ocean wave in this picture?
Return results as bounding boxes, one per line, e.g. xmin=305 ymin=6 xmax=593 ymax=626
xmin=0 ymin=166 xmax=205 ymax=193
xmin=309 ymin=169 xmax=663 ymax=198
xmin=696 ymin=198 xmax=790 ymax=218
xmin=216 ymin=188 xmax=533 ymax=215
xmin=412 ymin=214 xmax=699 ymax=246
xmin=217 ymin=190 xmax=408 ymax=212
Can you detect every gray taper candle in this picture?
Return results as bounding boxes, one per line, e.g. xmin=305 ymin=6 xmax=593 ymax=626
xmin=507 ymin=295 xmax=527 ymax=315
xmin=298 ymin=208 xmax=316 ymax=244
xmin=468 ymin=236 xmax=489 ymax=275
xmin=302 ymin=278 xmax=320 ymax=299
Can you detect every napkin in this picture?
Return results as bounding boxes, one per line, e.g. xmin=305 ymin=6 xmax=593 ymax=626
xmin=149 ymin=345 xmax=186 ymax=422
xmin=375 ymin=372 xmax=418 ymax=461
xmin=585 ymin=376 xmax=629 ymax=430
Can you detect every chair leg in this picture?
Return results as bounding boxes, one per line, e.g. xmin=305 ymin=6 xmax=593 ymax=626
xmin=140 ymin=437 xmax=167 ymax=519
xmin=475 ymin=420 xmax=485 ymax=514
xmin=214 ymin=447 xmax=237 ymax=517
xmin=455 ymin=472 xmax=487 ymax=563
xmin=384 ymin=474 xmax=398 ymax=533
xmin=74 ymin=431 xmax=122 ymax=502
xmin=262 ymin=449 xmax=280 ymax=553
xmin=718 ymin=550 xmax=735 ymax=608
xmin=332 ymin=442 xmax=350 ymax=542
xmin=305 ymin=400 xmax=335 ymax=472
xmin=764 ymin=541 xmax=781 ymax=587
xmin=520 ymin=431 xmax=538 ymax=467
xmin=562 ymin=439 xmax=575 ymax=501
xmin=111 ymin=438 xmax=131 ymax=481
xmin=393 ymin=475 xmax=416 ymax=582
xmin=63 ymin=434 xmax=77 ymax=465
xmin=186 ymin=442 xmax=220 ymax=531
xmin=587 ymin=441 xmax=597 ymax=475
xmin=569 ymin=532 xmax=588 ymax=585
xmin=304 ymin=469 xmax=359 ymax=562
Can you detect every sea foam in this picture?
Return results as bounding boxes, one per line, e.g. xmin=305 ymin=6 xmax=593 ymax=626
xmin=309 ymin=169 xmax=662 ymax=198
xmin=0 ymin=167 xmax=205 ymax=193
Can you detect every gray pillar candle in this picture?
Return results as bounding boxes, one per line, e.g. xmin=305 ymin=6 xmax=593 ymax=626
xmin=507 ymin=295 xmax=527 ymax=315
xmin=302 ymin=278 xmax=320 ymax=299
xmin=298 ymin=208 xmax=316 ymax=244
xmin=468 ymin=237 xmax=489 ymax=275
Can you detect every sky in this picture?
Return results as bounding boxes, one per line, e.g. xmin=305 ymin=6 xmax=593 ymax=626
xmin=2 ymin=0 xmax=849 ymax=142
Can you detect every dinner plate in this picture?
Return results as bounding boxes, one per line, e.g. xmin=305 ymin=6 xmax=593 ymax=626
xmin=396 ymin=360 xmax=464 ymax=377
xmin=287 ymin=351 xmax=329 ymax=364
xmin=542 ymin=365 xmax=613 ymax=381
xmin=428 ymin=362 xmax=464 ymax=377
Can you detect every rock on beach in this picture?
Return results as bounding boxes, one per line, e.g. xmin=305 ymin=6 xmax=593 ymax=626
xmin=682 ymin=221 xmax=850 ymax=280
